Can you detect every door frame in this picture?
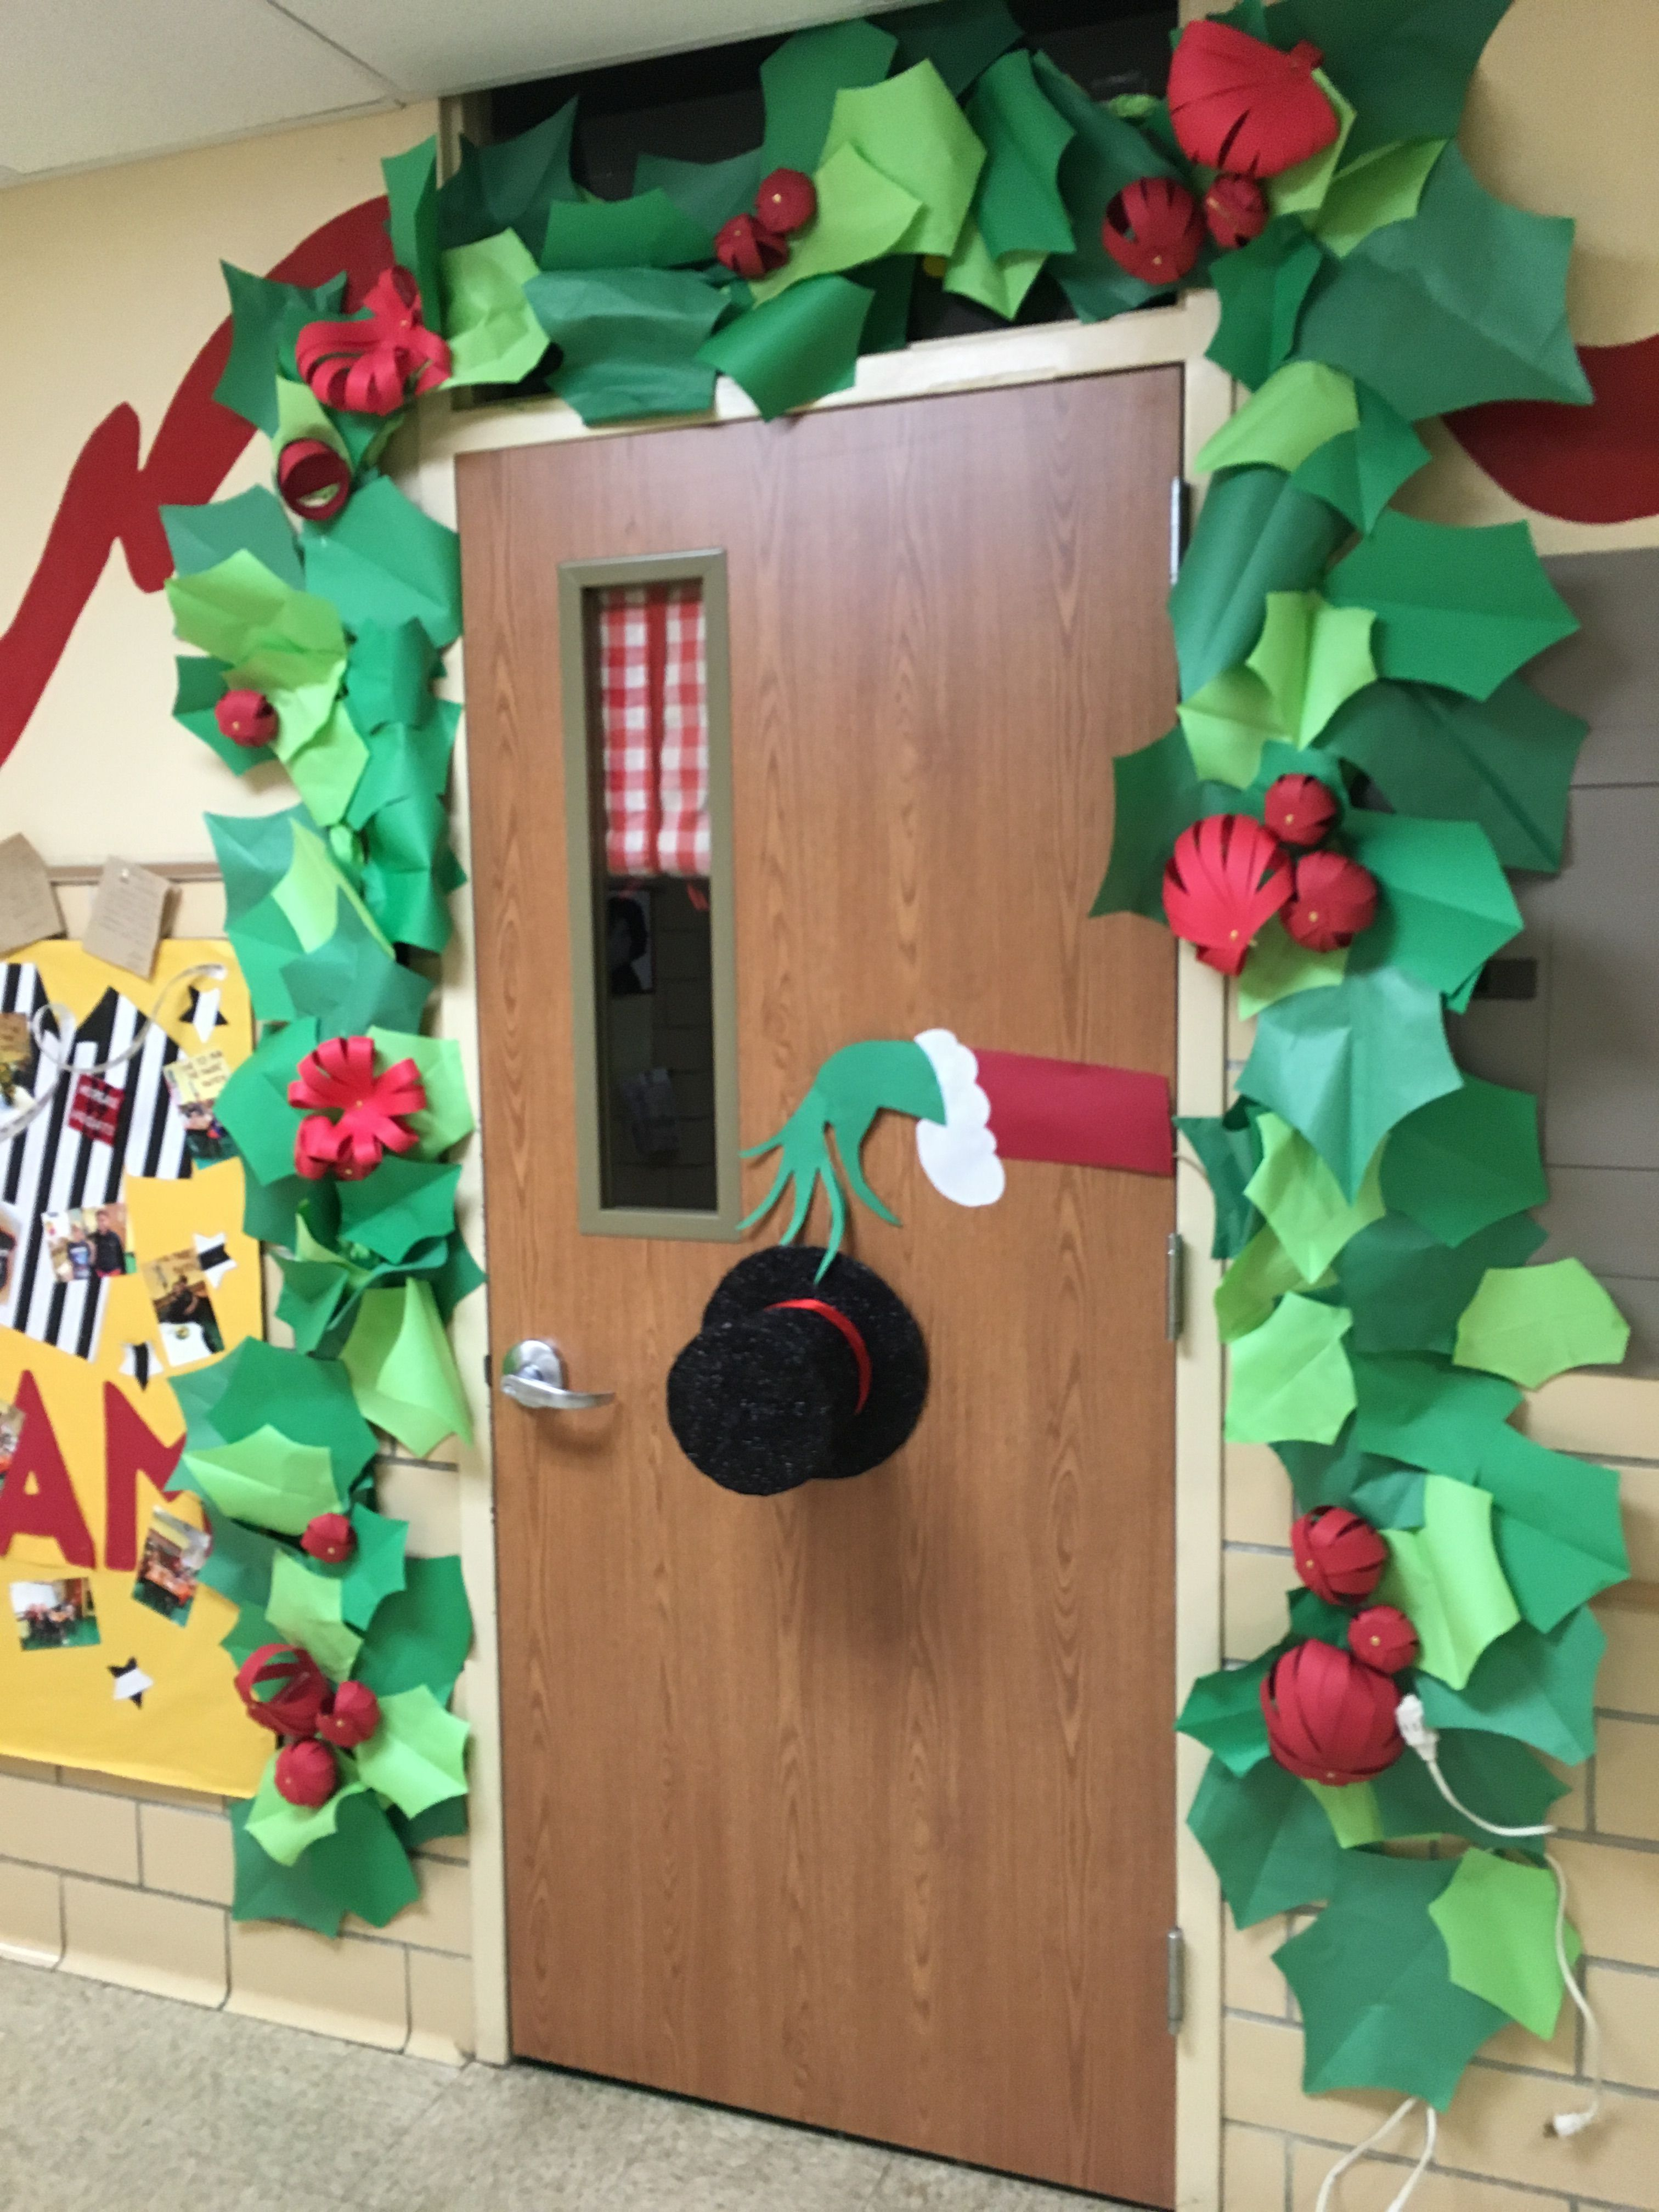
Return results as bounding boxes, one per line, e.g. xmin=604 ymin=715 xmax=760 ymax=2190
xmin=404 ymin=289 xmax=1235 ymax=2212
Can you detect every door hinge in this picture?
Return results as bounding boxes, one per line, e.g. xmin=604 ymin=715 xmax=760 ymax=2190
xmin=482 ymin=1351 xmax=493 ymax=1389
xmin=1165 ymin=1232 xmax=1186 ymax=1344
xmin=1166 ymin=1926 xmax=1187 ymax=2035
xmin=1170 ymin=477 xmax=1190 ymax=586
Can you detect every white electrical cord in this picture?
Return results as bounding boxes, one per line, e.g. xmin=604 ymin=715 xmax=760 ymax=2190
xmin=0 ymin=962 xmax=225 ymax=1147
xmin=1313 ymin=1696 xmax=1602 ymax=2210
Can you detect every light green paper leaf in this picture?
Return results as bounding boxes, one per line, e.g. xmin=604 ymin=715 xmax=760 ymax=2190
xmin=1454 ymin=1260 xmax=1629 ymax=1391
xmin=1226 ymin=1293 xmax=1356 ymax=1446
xmin=1380 ymin=1474 xmax=1519 ymax=1690
xmin=1177 ymin=665 xmax=1283 ymax=789
xmin=1214 ymin=1222 xmax=1326 ymax=1347
xmin=751 ymin=142 xmax=922 ymax=303
xmin=266 ymin=1550 xmax=364 ymax=1681
xmin=1266 ymin=74 xmax=1355 ymax=221
xmin=341 ymin=1278 xmax=474 ymax=1455
xmin=820 ymin=59 xmax=988 ymax=258
xmin=353 ymin=1684 xmax=470 ymax=1819
xmin=1313 ymin=138 xmax=1447 ymax=257
xmin=441 ymin=229 xmax=549 ymax=387
xmin=940 ymin=217 xmax=1046 ymax=319
xmin=1247 ymin=591 xmax=1377 ymax=749
xmin=1305 ymin=1776 xmax=1383 ymax=1848
xmin=368 ymin=1028 xmax=475 ymax=1158
xmin=1237 ymin=919 xmax=1347 ymax=1022
xmin=180 ymin=1426 xmax=341 ymax=1537
xmin=245 ymin=1754 xmax=363 ymax=1868
xmin=1344 ymin=811 xmax=1522 ymax=1005
xmin=1194 ymin=362 xmax=1359 ymax=479
xmin=1290 ymin=382 xmax=1431 ymax=534
xmin=1429 ymin=1848 xmax=1579 ymax=2042
xmin=1245 ymin=1115 xmax=1385 ymax=1282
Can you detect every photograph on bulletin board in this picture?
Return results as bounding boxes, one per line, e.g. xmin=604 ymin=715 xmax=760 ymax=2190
xmin=0 ymin=936 xmax=267 ymax=1796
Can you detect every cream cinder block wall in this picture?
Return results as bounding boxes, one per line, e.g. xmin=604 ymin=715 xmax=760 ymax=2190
xmin=1216 ymin=8 xmax=1659 ymax=2207
xmin=0 ymin=110 xmax=487 ymax=2066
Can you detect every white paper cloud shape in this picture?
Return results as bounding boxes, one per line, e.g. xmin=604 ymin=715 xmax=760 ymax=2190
xmin=913 ymin=1029 xmax=1006 ymax=1209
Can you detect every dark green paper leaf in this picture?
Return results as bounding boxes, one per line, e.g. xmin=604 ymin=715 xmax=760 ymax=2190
xmin=1350 ymin=1350 xmax=1520 ymax=1469
xmin=1170 ymin=467 xmax=1350 ymax=701
xmin=1381 ymin=1077 xmax=1548 ymax=1246
xmin=1176 ymin=1650 xmax=1280 ymax=1777
xmin=353 ymin=1555 xmax=473 ymax=1702
xmin=526 ymin=267 xmax=724 ymax=427
xmin=1475 ymin=1424 xmax=1629 ymax=1633
xmin=1418 ymin=1610 xmax=1604 ymax=1766
xmin=1188 ymin=1753 xmax=1347 ymax=1927
xmin=1336 ymin=1209 xmax=1546 ymax=1356
xmin=698 ymin=274 xmax=873 ymax=420
xmin=230 ymin=1791 xmax=420 ymax=1936
xmin=1207 ymin=219 xmax=1328 ymax=390
xmin=1091 ymin=726 xmax=1238 ymax=921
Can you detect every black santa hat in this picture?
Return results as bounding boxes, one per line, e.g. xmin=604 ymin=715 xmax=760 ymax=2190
xmin=667 ymin=1246 xmax=928 ymax=1497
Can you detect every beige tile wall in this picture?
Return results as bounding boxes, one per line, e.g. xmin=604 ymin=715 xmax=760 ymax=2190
xmin=1218 ymin=1430 xmax=1659 ymax=2212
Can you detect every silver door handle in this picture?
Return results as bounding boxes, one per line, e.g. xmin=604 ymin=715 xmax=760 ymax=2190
xmin=500 ymin=1339 xmax=615 ymax=1412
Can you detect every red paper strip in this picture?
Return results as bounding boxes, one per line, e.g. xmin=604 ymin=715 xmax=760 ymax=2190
xmin=973 ymin=1051 xmax=1173 ymax=1177
xmin=1444 ymin=330 xmax=1659 ymax=524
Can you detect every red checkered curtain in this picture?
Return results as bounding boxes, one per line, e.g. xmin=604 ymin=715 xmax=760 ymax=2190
xmin=596 ymin=583 xmax=709 ymax=878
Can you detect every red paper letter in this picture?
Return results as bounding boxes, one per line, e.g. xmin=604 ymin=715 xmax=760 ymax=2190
xmin=0 ymin=1372 xmax=95 ymax=1567
xmin=103 ymin=1382 xmax=186 ymax=1573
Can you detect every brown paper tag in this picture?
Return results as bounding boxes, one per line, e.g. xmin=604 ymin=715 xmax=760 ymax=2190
xmin=83 ymin=859 xmax=171 ymax=979
xmin=0 ymin=835 xmax=64 ymax=958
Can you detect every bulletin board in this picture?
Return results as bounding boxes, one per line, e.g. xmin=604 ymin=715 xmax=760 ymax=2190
xmin=0 ymin=936 xmax=267 ymax=1794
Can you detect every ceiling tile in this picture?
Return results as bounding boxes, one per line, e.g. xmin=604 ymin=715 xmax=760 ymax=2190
xmin=0 ymin=0 xmax=393 ymax=176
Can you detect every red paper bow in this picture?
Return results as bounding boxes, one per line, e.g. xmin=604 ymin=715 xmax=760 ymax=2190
xmin=716 ymin=213 xmax=788 ymax=280
xmin=275 ymin=1737 xmax=340 ymax=1807
xmin=301 ymin=1511 xmax=354 ymax=1565
xmin=1168 ymin=22 xmax=1340 ymax=179
xmin=235 ymin=1643 xmax=330 ymax=1739
xmin=1162 ymin=814 xmax=1293 ymax=975
xmin=1099 ymin=177 xmax=1205 ymax=287
xmin=1261 ymin=1639 xmax=1404 ymax=1784
xmin=289 ymin=1034 xmax=426 ymax=1183
xmin=1348 ymin=1603 xmax=1419 ymax=1677
xmin=295 ymin=266 xmax=452 ymax=417
xmin=215 ymin=689 xmax=278 ymax=749
xmin=1262 ymin=772 xmax=1338 ymax=848
xmin=1292 ymin=1506 xmax=1388 ymax=1605
xmin=318 ymin=1679 xmax=381 ymax=1750
xmin=276 ymin=437 xmax=352 ymax=522
xmin=1282 ymin=849 xmax=1378 ymax=952
xmin=755 ymin=168 xmax=817 ymax=235
xmin=1203 ymin=173 xmax=1268 ymax=252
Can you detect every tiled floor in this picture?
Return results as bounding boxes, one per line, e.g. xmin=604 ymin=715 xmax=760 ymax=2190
xmin=0 ymin=1959 xmax=1129 ymax=2211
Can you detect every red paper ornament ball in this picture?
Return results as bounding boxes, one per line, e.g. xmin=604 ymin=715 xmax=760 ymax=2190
xmin=1292 ymin=1506 xmax=1389 ymax=1605
xmin=1282 ymin=849 xmax=1378 ymax=952
xmin=1262 ymin=773 xmax=1338 ymax=848
xmin=215 ymin=689 xmax=278 ymax=749
xmin=1162 ymin=812 xmax=1293 ymax=976
xmin=234 ymin=1642 xmax=329 ymax=1739
xmin=755 ymin=167 xmax=817 ymax=235
xmin=1262 ymin=1639 xmax=1404 ymax=1784
xmin=274 ymin=1737 xmax=340 ymax=1808
xmin=1100 ymin=177 xmax=1206 ymax=287
xmin=1348 ymin=1603 xmax=1420 ymax=1676
xmin=1168 ymin=21 xmax=1340 ymax=179
xmin=318 ymin=1679 xmax=381 ymax=1750
xmin=276 ymin=437 xmax=352 ymax=522
xmin=301 ymin=1512 xmax=355 ymax=1565
xmin=1204 ymin=172 xmax=1268 ymax=251
xmin=715 ymin=213 xmax=788 ymax=280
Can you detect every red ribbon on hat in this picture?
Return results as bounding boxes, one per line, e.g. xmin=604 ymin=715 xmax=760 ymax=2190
xmin=769 ymin=1299 xmax=872 ymax=1414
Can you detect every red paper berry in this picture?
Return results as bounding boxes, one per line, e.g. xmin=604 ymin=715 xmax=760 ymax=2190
xmin=1167 ymin=21 xmax=1340 ymax=179
xmin=274 ymin=1737 xmax=340 ymax=1808
xmin=1349 ymin=1604 xmax=1419 ymax=1676
xmin=215 ymin=689 xmax=278 ymax=749
xmin=276 ymin=437 xmax=352 ymax=522
xmin=318 ymin=1679 xmax=381 ymax=1750
xmin=296 ymin=266 xmax=450 ymax=416
xmin=1203 ymin=172 xmax=1268 ymax=251
xmin=1282 ymin=849 xmax=1379 ymax=952
xmin=715 ymin=213 xmax=788 ymax=280
xmin=1162 ymin=813 xmax=1293 ymax=976
xmin=1292 ymin=1506 xmax=1389 ymax=1605
xmin=301 ymin=1512 xmax=354 ymax=1565
xmin=755 ymin=167 xmax=817 ymax=235
xmin=1262 ymin=773 xmax=1339 ymax=848
xmin=1100 ymin=177 xmax=1206 ymax=287
xmin=234 ymin=1643 xmax=329 ymax=1739
xmin=1261 ymin=1639 xmax=1404 ymax=1784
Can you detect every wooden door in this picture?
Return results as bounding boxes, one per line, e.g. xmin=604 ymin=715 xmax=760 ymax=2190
xmin=462 ymin=371 xmax=1181 ymax=2204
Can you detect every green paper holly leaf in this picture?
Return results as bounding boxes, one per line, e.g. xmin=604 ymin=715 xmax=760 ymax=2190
xmin=1214 ymin=1223 xmax=1323 ymax=1348
xmin=230 ymin=1790 xmax=420 ymax=1936
xmin=214 ymin=266 xmax=346 ymax=435
xmin=283 ymin=900 xmax=434 ymax=1038
xmin=1177 ymin=1104 xmax=1265 ymax=1262
xmin=1474 ymin=1424 xmax=1628 ymax=1634
xmin=1169 ymin=467 xmax=1351 ymax=703
xmin=1428 ymin=1848 xmax=1579 ymax=2041
xmin=1240 ymin=966 xmax=1462 ymax=1202
xmin=886 ymin=0 xmax=1020 ymax=95
xmin=1091 ymin=726 xmax=1239 ymax=921
xmin=1187 ymin=1753 xmax=1346 ymax=1926
xmin=266 ymin=1550 xmax=364 ymax=1680
xmin=344 ymin=622 xmax=443 ymax=736
xmin=389 ymin=1796 xmax=470 ymax=1853
xmin=1226 ymin=1294 xmax=1357 ymax=1445
xmin=441 ymin=229 xmax=550 ymax=389
xmin=1277 ymin=1434 xmax=1425 ymax=1529
xmin=353 ymin=1684 xmax=470 ymax=1819
xmin=336 ymin=1159 xmax=462 ymax=1264
xmin=698 ymin=273 xmax=874 ymax=421
xmin=1295 ymin=145 xmax=1592 ymax=417
xmin=1285 ymin=0 xmax=1510 ymax=160
xmin=1379 ymin=1475 xmax=1519 ymax=1690
xmin=221 ymin=1598 xmax=279 ymax=1672
xmin=1290 ymin=380 xmax=1431 ymax=534
xmin=1207 ymin=218 xmax=1329 ymax=390
xmin=1322 ymin=676 xmax=1587 ymax=876
xmin=529 ymin=264 xmax=727 ymax=427
xmin=245 ymin=1751 xmax=363 ymax=1866
xmin=196 ymin=1509 xmax=282 ymax=1611
xmin=353 ymin=1555 xmax=473 ymax=1702
xmin=1195 ymin=361 xmax=1359 ymax=479
xmin=1237 ymin=918 xmax=1347 ymax=1022
xmin=1325 ymin=511 xmax=1579 ymax=706
xmin=1350 ymin=1351 xmax=1520 ymax=1469
xmin=749 ymin=145 xmax=921 ymax=305
xmin=302 ymin=477 xmax=462 ymax=651
xmin=1176 ymin=1649 xmax=1279 ymax=1778
xmin=755 ymin=19 xmax=900 ymax=177
xmin=1275 ymin=1849 xmax=1508 ymax=2108
xmin=341 ymin=1279 xmax=474 ymax=1456
xmin=963 ymin=49 xmax=1075 ymax=259
xmin=1343 ymin=811 xmax=1521 ymax=1006
xmin=1288 ymin=1586 xmax=1355 ymax=1648
xmin=171 ymin=1335 xmax=377 ymax=1492
xmin=1033 ymin=51 xmax=1183 ymax=324
xmin=1305 ymin=1776 xmax=1382 ymax=1848
xmin=1380 ymin=1078 xmax=1548 ymax=1248
xmin=1245 ymin=1115 xmax=1386 ymax=1283
xmin=1418 ymin=1610 xmax=1605 ymax=1767
xmin=383 ymin=139 xmax=443 ymax=329
xmin=437 ymin=101 xmax=579 ymax=256
xmin=1336 ymin=1209 xmax=1546 ymax=1357
xmin=162 ymin=488 xmax=303 ymax=590
xmin=1370 ymin=1726 xmax=1565 ymax=1856
xmin=178 ymin=1426 xmax=342 ymax=1539
xmin=1453 ymin=1259 xmax=1629 ymax=1391
xmin=1311 ymin=137 xmax=1447 ymax=258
